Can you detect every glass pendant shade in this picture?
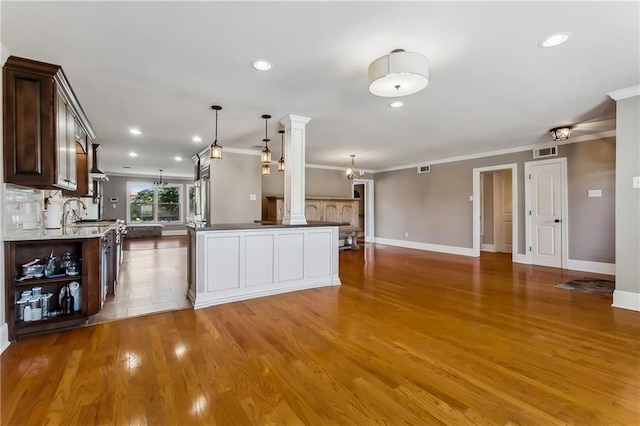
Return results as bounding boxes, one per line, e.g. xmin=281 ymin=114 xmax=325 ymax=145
xmin=261 ymin=164 xmax=271 ymax=176
xmin=261 ymin=142 xmax=272 ymax=165
xmin=278 ymin=157 xmax=285 ymax=172
xmin=210 ymin=105 xmax=223 ymax=160
xmin=210 ymin=141 xmax=222 ymax=160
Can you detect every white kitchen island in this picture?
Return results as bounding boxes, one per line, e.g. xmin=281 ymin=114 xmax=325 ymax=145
xmin=186 ymin=223 xmax=341 ymax=309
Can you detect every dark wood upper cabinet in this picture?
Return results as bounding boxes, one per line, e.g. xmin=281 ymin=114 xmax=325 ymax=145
xmin=3 ymin=56 xmax=96 ymax=190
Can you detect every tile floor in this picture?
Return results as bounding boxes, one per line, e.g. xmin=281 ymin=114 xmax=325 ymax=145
xmin=88 ymin=239 xmax=191 ymax=324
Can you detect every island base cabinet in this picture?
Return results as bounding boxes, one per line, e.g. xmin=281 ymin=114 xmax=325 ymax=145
xmin=4 ymin=238 xmax=101 ymax=340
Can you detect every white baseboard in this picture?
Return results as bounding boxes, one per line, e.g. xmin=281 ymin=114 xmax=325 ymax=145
xmin=481 ymin=244 xmax=496 ymax=252
xmin=162 ymin=230 xmax=187 ymax=236
xmin=513 ymin=253 xmax=529 ymax=264
xmin=1 ymin=323 xmax=10 ymax=354
xmin=374 ymin=238 xmax=475 ymax=257
xmin=193 ymin=279 xmax=341 ymax=309
xmin=566 ymin=259 xmax=615 ymax=275
xmin=612 ymin=290 xmax=640 ymax=312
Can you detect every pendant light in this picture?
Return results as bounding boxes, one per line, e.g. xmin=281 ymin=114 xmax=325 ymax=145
xmin=260 ymin=114 xmax=271 ymax=176
xmin=277 ymin=130 xmax=285 ymax=173
xmin=210 ymin=105 xmax=223 ymax=160
xmin=346 ymin=155 xmax=364 ymax=180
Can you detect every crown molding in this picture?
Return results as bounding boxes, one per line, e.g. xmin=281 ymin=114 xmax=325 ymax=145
xmin=608 ymin=85 xmax=640 ymax=101
xmin=306 ymin=163 xmax=374 ymax=174
xmin=373 ymin=130 xmax=616 ymax=173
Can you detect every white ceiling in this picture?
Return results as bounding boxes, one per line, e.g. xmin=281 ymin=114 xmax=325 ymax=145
xmin=2 ymin=1 xmax=638 ymax=178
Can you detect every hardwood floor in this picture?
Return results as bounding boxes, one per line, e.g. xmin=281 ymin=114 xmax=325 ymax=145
xmin=2 ymin=244 xmax=638 ymax=425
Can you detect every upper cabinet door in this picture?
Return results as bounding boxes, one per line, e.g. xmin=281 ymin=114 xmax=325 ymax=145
xmin=3 ymin=66 xmax=56 ymax=186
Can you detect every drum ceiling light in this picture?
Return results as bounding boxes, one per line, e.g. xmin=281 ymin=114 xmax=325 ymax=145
xmin=550 ymin=126 xmax=572 ymax=141
xmin=368 ymin=49 xmax=429 ymax=97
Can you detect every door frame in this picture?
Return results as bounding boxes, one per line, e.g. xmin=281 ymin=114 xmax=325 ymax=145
xmin=472 ymin=163 xmax=518 ymax=260
xmin=524 ymin=157 xmax=569 ymax=268
xmin=352 ymin=178 xmax=375 ymax=243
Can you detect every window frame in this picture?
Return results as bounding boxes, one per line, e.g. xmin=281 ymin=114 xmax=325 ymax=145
xmin=126 ymin=181 xmax=184 ymax=224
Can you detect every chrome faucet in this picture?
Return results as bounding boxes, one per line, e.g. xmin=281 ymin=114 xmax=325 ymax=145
xmin=62 ymin=198 xmax=87 ymax=227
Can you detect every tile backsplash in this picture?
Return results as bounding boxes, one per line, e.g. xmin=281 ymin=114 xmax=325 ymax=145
xmin=3 ymin=184 xmax=45 ymax=232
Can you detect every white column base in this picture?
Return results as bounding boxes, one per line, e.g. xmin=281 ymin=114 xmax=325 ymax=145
xmin=282 ymin=215 xmax=307 ymax=225
xmin=612 ymin=290 xmax=640 ymax=312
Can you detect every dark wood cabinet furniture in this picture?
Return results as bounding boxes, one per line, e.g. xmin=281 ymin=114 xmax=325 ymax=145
xmin=4 ymin=237 xmax=102 ymax=340
xmin=3 ymin=56 xmax=96 ymax=191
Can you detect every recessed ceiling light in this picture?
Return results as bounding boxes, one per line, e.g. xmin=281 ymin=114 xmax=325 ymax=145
xmin=192 ymin=136 xmax=202 ymax=143
xmin=174 ymin=156 xmax=182 ymax=161
xmin=252 ymin=60 xmax=272 ymax=71
xmin=129 ymin=128 xmax=142 ymax=135
xmin=129 ymin=152 xmax=138 ymax=157
xmin=389 ymin=101 xmax=404 ymax=108
xmin=538 ymin=32 xmax=571 ymax=48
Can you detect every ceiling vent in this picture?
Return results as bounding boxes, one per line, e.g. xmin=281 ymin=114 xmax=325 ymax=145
xmin=533 ymin=146 xmax=558 ymax=159
xmin=417 ymin=164 xmax=431 ymax=174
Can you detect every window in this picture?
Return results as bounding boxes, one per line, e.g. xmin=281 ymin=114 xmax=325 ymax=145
xmin=127 ymin=182 xmax=183 ymax=223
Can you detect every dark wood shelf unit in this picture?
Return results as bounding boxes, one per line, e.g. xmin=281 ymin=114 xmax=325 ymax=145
xmin=4 ymin=237 xmax=102 ymax=340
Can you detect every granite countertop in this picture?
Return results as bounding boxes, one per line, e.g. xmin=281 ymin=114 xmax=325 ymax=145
xmin=4 ymin=223 xmax=118 ymax=241
xmin=187 ymin=221 xmax=350 ymax=232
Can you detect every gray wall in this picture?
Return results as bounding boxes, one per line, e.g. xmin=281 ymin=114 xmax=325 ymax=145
xmin=374 ymin=137 xmax=616 ymax=262
xmin=375 ymin=150 xmax=530 ymax=252
xmin=209 ymin=152 xmax=262 ymax=224
xmin=566 ymin=138 xmax=615 ymax=263
xmin=102 ymin=174 xmax=193 ymax=231
xmin=615 ymin=96 xmax=640 ymax=294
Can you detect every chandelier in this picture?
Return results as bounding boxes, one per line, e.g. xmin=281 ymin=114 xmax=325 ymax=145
xmin=154 ymin=169 xmax=167 ymax=186
xmin=261 ymin=114 xmax=272 ymax=176
xmin=210 ymin=105 xmax=223 ymax=160
xmin=346 ymin=155 xmax=364 ymax=180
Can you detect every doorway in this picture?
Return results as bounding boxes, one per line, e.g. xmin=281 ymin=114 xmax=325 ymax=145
xmin=353 ymin=183 xmax=365 ymax=243
xmin=480 ymin=169 xmax=513 ymax=253
xmin=472 ymin=164 xmax=518 ymax=260
xmin=352 ymin=178 xmax=375 ymax=243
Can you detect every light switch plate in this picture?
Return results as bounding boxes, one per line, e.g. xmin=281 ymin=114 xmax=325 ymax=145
xmin=588 ymin=189 xmax=602 ymax=198
xmin=249 ymin=194 xmax=257 ymax=201
xmin=633 ymin=176 xmax=640 ymax=189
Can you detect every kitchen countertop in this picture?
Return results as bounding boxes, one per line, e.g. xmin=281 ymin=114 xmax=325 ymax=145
xmin=187 ymin=221 xmax=350 ymax=232
xmin=4 ymin=223 xmax=119 ymax=241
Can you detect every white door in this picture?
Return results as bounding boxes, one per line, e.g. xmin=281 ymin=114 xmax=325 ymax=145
xmin=528 ymin=161 xmax=563 ymax=267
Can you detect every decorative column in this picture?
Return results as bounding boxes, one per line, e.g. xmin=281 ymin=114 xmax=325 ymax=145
xmin=280 ymin=115 xmax=311 ymax=225
xmin=608 ymin=86 xmax=640 ymax=312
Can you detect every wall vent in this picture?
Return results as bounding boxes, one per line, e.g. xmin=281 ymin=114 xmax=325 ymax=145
xmin=533 ymin=146 xmax=558 ymax=159
xmin=417 ymin=164 xmax=431 ymax=174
